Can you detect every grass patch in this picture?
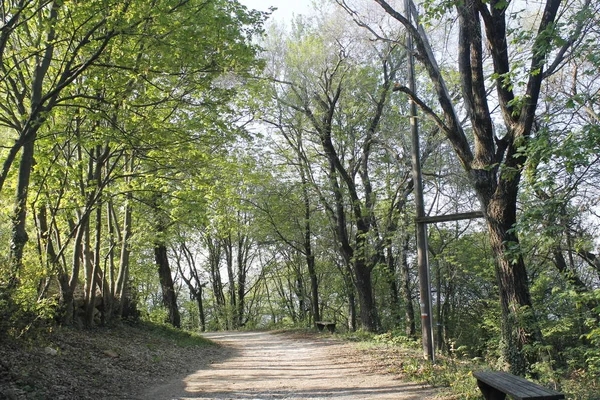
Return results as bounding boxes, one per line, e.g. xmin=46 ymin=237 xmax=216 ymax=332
xmin=133 ymin=321 xmax=214 ymax=348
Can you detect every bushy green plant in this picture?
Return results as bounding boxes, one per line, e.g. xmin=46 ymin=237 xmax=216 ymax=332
xmin=373 ymin=331 xmax=421 ymax=349
xmin=142 ymin=306 xmax=170 ymax=326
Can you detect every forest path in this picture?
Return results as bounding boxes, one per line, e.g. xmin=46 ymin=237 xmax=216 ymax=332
xmin=143 ymin=331 xmax=438 ymax=400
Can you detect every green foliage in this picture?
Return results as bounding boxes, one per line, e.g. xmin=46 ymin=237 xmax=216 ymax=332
xmin=583 ymin=290 xmax=600 ymax=372
xmin=135 ymin=320 xmax=214 ymax=348
xmin=372 ymin=331 xmax=421 ymax=349
xmin=0 ymin=284 xmax=57 ymax=339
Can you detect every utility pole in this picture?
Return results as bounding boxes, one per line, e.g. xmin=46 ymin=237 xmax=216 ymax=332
xmin=405 ymin=0 xmax=435 ymax=363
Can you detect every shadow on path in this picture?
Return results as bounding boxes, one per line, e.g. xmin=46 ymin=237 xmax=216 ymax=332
xmin=143 ymin=331 xmax=436 ymax=400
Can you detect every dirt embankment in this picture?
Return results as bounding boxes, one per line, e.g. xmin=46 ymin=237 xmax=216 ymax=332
xmin=0 ymin=324 xmax=224 ymax=400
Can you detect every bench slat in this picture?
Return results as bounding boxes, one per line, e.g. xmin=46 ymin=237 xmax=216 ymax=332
xmin=474 ymin=371 xmax=564 ymax=400
xmin=480 ymin=372 xmax=554 ymax=397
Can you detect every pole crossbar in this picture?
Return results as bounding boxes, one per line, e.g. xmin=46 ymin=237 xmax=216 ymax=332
xmin=415 ymin=211 xmax=484 ymax=224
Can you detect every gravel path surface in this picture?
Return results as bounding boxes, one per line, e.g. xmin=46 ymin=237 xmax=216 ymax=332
xmin=144 ymin=331 xmax=438 ymax=400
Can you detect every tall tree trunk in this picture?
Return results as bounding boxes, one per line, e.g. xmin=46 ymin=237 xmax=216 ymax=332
xmin=327 ymin=160 xmax=378 ymax=331
xmin=103 ymin=199 xmax=117 ymax=323
xmin=354 ymin=257 xmax=378 ymax=331
xmin=84 ymin=197 xmax=102 ymax=327
xmin=236 ymin=241 xmax=248 ymax=328
xmin=297 ymin=157 xmax=320 ymax=325
xmin=435 ymin=259 xmax=444 ymax=351
xmin=348 ymin=286 xmax=357 ymax=332
xmin=400 ymin=233 xmax=416 ymax=336
xmin=301 ymin=176 xmax=320 ymax=325
xmin=295 ymin=268 xmax=306 ymax=323
xmin=60 ymin=214 xmax=87 ymax=325
xmin=154 ymin=241 xmax=180 ymax=328
xmin=82 ymin=210 xmax=93 ymax=324
xmin=37 ymin=204 xmax=73 ymax=321
xmin=485 ymin=192 xmax=536 ymax=375
xmin=386 ymin=246 xmax=402 ymax=327
xmin=7 ymin=1 xmax=59 ymax=283
xmin=116 ymin=158 xmax=133 ymax=319
xmin=207 ymin=237 xmax=226 ymax=329
xmin=224 ymin=235 xmax=237 ymax=328
xmin=8 ymin=139 xmax=35 ymax=288
xmin=197 ymin=284 xmax=206 ymax=332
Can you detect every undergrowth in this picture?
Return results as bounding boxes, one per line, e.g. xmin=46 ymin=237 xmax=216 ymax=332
xmin=340 ymin=330 xmax=600 ymax=400
xmin=134 ymin=320 xmax=215 ymax=348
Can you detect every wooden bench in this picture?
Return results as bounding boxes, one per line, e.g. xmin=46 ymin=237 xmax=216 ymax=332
xmin=473 ymin=371 xmax=564 ymax=400
xmin=315 ymin=321 xmax=336 ymax=333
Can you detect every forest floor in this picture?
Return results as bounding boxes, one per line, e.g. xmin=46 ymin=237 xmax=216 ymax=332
xmin=1 ymin=324 xmax=441 ymax=399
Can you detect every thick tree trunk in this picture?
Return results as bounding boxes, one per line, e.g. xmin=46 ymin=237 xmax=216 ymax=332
xmin=327 ymin=160 xmax=378 ymax=331
xmin=207 ymin=238 xmax=226 ymax=329
xmin=9 ymin=139 xmax=35 ymax=288
xmin=155 ymin=242 xmax=181 ymax=328
xmin=348 ymin=288 xmax=357 ymax=332
xmin=484 ymin=191 xmax=536 ymax=376
xmin=354 ymin=257 xmax=378 ymax=332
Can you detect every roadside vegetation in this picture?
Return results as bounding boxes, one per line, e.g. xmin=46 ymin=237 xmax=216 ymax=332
xmin=344 ymin=330 xmax=600 ymax=400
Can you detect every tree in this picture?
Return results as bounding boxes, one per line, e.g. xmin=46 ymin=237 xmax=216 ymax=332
xmin=0 ymin=0 xmax=268 ymax=329
xmin=263 ymin=12 xmax=424 ymax=331
xmin=337 ymin=0 xmax=594 ymax=373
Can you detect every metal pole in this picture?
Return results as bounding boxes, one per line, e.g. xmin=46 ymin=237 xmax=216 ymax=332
xmin=405 ymin=0 xmax=435 ymax=363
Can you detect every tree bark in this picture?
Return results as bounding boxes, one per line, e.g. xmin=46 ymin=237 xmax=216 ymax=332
xmin=8 ymin=139 xmax=34 ymax=288
xmin=154 ymin=241 xmax=181 ymax=328
xmin=481 ymin=177 xmax=536 ymax=374
xmin=301 ymin=171 xmax=321 ymax=325
xmin=400 ymin=233 xmax=416 ymax=336
xmin=386 ymin=246 xmax=402 ymax=327
xmin=236 ymin=233 xmax=249 ymax=328
xmin=116 ymin=157 xmax=134 ymax=319
xmin=207 ymin=237 xmax=226 ymax=329
xmin=224 ymin=234 xmax=237 ymax=328
xmin=197 ymin=284 xmax=206 ymax=332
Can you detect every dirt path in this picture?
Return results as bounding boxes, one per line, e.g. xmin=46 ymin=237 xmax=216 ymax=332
xmin=144 ymin=331 xmax=438 ymax=400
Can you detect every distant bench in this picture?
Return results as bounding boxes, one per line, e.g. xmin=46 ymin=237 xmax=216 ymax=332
xmin=474 ymin=370 xmax=564 ymax=400
xmin=315 ymin=321 xmax=336 ymax=333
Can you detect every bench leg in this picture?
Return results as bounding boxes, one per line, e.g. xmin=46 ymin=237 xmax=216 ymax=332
xmin=476 ymin=380 xmax=506 ymax=400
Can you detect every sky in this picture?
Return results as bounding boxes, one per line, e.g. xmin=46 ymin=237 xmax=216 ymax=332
xmin=239 ymin=0 xmax=314 ymax=24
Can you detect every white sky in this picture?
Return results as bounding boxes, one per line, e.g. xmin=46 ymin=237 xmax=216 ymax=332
xmin=239 ymin=0 xmax=315 ymax=23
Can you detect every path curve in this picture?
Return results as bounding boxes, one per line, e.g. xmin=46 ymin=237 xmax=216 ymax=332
xmin=144 ymin=331 xmax=437 ymax=400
